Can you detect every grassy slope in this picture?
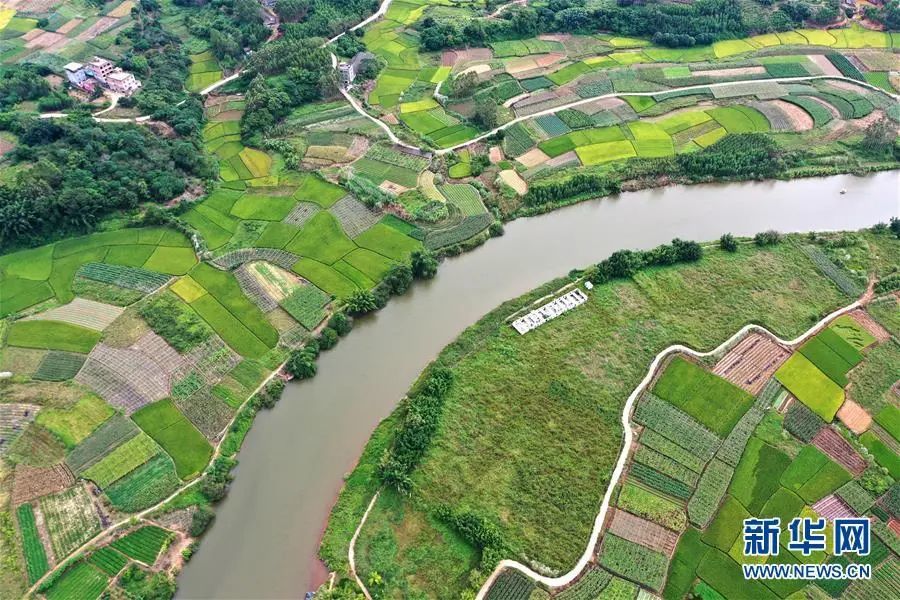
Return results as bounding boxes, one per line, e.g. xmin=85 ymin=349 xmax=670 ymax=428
xmin=326 ymin=237 xmax=878 ymax=597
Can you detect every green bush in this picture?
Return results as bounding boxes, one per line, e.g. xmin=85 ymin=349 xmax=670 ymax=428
xmin=140 ymin=292 xmax=213 ymax=352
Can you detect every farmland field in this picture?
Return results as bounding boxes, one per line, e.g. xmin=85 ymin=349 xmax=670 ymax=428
xmin=16 ymin=504 xmax=49 ymax=583
xmin=132 ymin=400 xmax=213 ymax=480
xmin=41 ymin=486 xmax=101 ymax=559
xmin=110 ymin=526 xmax=172 ymax=565
xmin=44 ymin=562 xmax=108 ymax=600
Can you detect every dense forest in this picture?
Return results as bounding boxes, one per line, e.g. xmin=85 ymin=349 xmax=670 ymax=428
xmin=277 ymin=0 xmax=379 ymax=39
xmin=0 ymin=115 xmax=213 ymax=250
xmin=239 ymin=38 xmax=336 ymax=143
xmin=178 ymin=0 xmax=270 ymax=69
xmin=419 ymin=0 xmax=844 ymax=50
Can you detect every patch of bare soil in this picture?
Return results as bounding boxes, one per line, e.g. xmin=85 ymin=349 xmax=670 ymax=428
xmin=12 ymin=464 xmax=74 ymax=506
xmin=693 ymin=66 xmax=766 ymax=77
xmin=76 ymin=17 xmax=120 ymax=42
xmin=379 ymin=181 xmax=408 ymax=195
xmin=55 ymin=19 xmax=84 ymax=35
xmin=516 ymin=147 xmax=550 ymax=168
xmin=808 ymin=54 xmax=842 ymax=76
xmin=26 ymin=31 xmax=65 ymax=49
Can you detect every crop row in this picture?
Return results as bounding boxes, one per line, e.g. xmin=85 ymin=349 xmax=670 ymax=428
xmin=556 ymin=568 xmax=612 ymax=600
xmin=634 ymin=446 xmax=699 ymax=486
xmin=424 ymin=214 xmax=493 ymax=250
xmin=640 ymin=429 xmax=706 ymax=473
xmin=485 ymin=569 xmax=535 ymax=600
xmin=826 ymin=53 xmax=865 ymax=81
xmin=111 ymin=526 xmax=172 ymax=565
xmin=365 ymin=144 xmax=429 ymax=171
xmin=77 ymin=263 xmax=170 ymax=293
xmin=799 ymin=245 xmax=865 ymax=297
xmin=17 ymin=503 xmax=49 ymax=583
xmin=633 ymin=393 xmax=721 ymax=461
xmin=502 ymin=123 xmax=535 ymax=157
xmin=598 ymin=534 xmax=668 ymax=591
xmin=629 ymin=462 xmax=693 ymax=500
xmin=686 ymin=458 xmax=734 ymax=528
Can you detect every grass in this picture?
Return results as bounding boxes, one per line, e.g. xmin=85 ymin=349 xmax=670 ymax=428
xmin=652 ymin=356 xmax=754 ymax=437
xmin=132 ymin=399 xmax=213 ymax=480
xmin=333 ymin=241 xmax=853 ymax=593
xmin=6 ymin=321 xmax=100 ymax=354
xmin=775 ymin=354 xmax=844 ymax=421
xmin=36 ymin=394 xmax=113 ymax=449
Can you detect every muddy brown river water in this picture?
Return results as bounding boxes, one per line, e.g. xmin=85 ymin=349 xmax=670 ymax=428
xmin=177 ymin=172 xmax=899 ymax=599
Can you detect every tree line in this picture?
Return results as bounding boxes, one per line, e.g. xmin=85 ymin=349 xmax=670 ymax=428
xmin=418 ymin=0 xmax=840 ymax=51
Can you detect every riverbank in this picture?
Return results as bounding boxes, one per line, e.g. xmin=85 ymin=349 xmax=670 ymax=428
xmin=336 ymin=228 xmax=898 ymax=599
xmin=174 ymin=171 xmax=898 ymax=598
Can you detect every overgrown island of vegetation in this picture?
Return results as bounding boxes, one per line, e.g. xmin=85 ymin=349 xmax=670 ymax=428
xmin=0 ymin=0 xmax=897 ymax=598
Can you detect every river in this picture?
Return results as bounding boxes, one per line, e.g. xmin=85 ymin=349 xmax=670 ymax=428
xmin=177 ymin=172 xmax=899 ymax=599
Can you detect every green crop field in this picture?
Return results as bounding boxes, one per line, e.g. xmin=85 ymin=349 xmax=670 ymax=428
xmin=281 ymin=284 xmax=331 ymax=329
xmin=353 ymin=222 xmax=421 ymax=261
xmin=82 ymin=433 xmax=159 ymax=488
xmin=775 ymin=353 xmax=844 ymax=421
xmin=6 ymin=321 xmax=100 ymax=354
xmin=728 ymin=437 xmax=791 ymax=514
xmin=36 ymin=394 xmax=113 ymax=449
xmin=190 ymin=263 xmax=279 ymax=346
xmin=292 ymin=258 xmax=359 ymax=298
xmin=132 ymin=400 xmax=213 ymax=480
xmin=86 ymin=547 xmax=128 ymax=577
xmin=110 ymin=526 xmax=173 ymax=565
xmin=294 ymin=174 xmax=347 ymax=208
xmin=17 ymin=504 xmax=49 ymax=583
xmin=652 ymin=357 xmax=754 ymax=437
xmin=41 ymin=486 xmax=101 ymax=559
xmin=285 ymin=212 xmax=357 ymax=264
xmin=104 ymin=453 xmax=181 ymax=512
xmin=576 ymin=140 xmax=636 ymax=165
xmin=44 ymin=562 xmax=108 ymax=600
xmin=342 ymin=248 xmax=395 ymax=282
xmin=230 ymin=194 xmax=297 ymax=221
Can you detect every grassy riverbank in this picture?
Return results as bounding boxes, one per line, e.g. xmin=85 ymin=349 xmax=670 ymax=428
xmin=321 ymin=230 xmax=900 ymax=598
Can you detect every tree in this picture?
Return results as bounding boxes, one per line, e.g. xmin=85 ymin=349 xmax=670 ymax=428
xmin=383 ymin=264 xmax=413 ymax=295
xmin=328 ymin=312 xmax=353 ymax=336
xmin=451 ymin=71 xmax=478 ymax=97
xmin=754 ymin=230 xmax=782 ymax=246
xmin=607 ymin=249 xmax=643 ymax=278
xmin=411 ymin=250 xmax=438 ymax=279
xmin=720 ymin=233 xmax=738 ymax=252
xmin=861 ymin=117 xmax=894 ymax=156
xmin=286 ymin=349 xmax=317 ymax=379
xmin=189 ymin=506 xmax=215 ymax=536
xmin=345 ymin=290 xmax=378 ymax=315
xmin=472 ymin=98 xmax=499 ymax=130
xmin=319 ymin=327 xmax=339 ymax=350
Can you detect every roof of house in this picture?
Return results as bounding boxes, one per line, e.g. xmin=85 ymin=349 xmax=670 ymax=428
xmin=107 ymin=71 xmax=132 ymax=81
xmin=64 ymin=62 xmax=83 ymax=72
